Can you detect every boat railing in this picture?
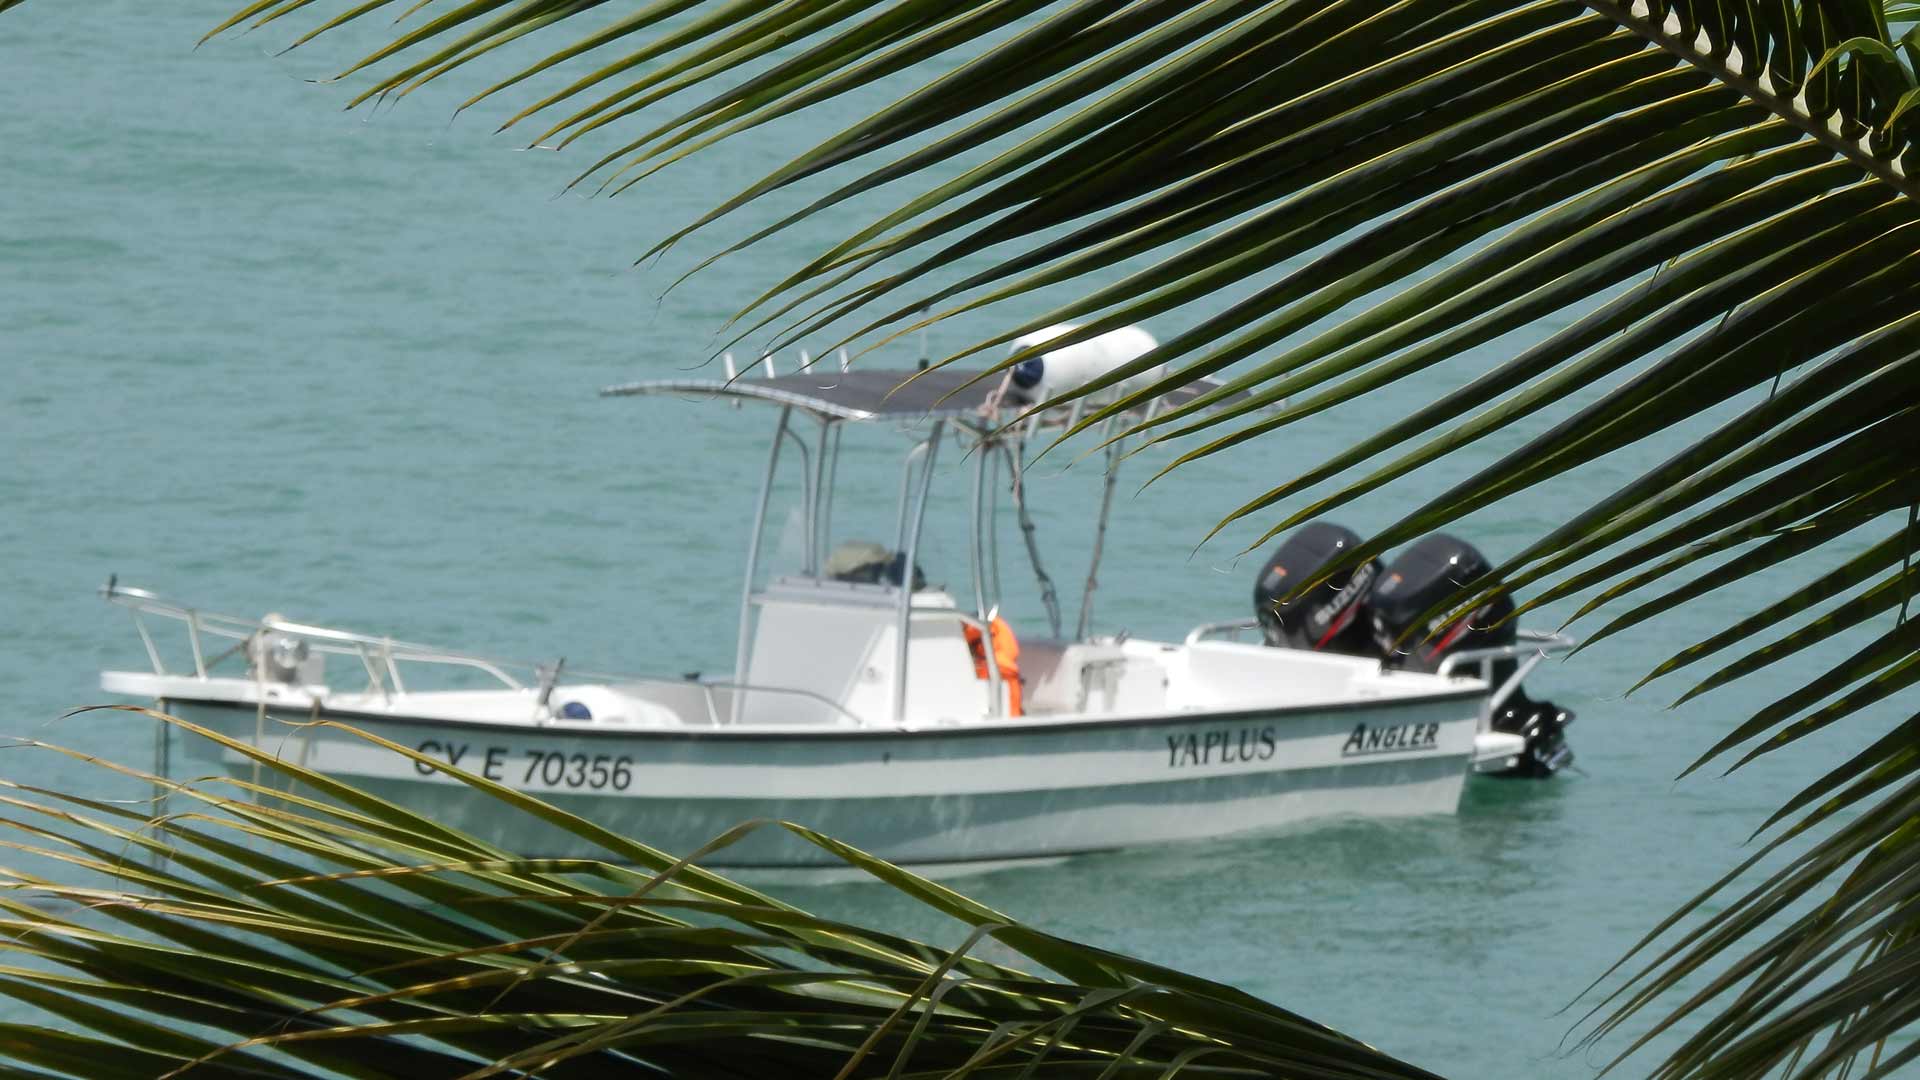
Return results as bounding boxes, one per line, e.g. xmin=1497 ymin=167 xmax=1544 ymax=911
xmin=1434 ymin=629 xmax=1577 ymax=726
xmin=1183 ymin=618 xmax=1262 ymax=645
xmin=1184 ymin=618 xmax=1573 ymax=672
xmin=101 ymin=580 xmax=866 ymax=728
xmin=103 ymin=580 xmax=533 ymax=692
xmin=1432 ymin=629 xmax=1577 ymax=680
xmin=1182 ymin=616 xmax=1575 ymax=724
xmin=651 ymin=679 xmax=866 ymax=729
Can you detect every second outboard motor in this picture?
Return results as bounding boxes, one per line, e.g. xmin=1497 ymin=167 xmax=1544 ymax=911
xmin=1369 ymin=533 xmax=1515 ymax=679
xmin=1371 ymin=534 xmax=1574 ymax=778
xmin=1251 ymin=521 xmax=1382 ymax=658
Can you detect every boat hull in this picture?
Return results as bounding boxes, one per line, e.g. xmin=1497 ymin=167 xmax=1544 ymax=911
xmin=157 ymin=692 xmax=1481 ymax=867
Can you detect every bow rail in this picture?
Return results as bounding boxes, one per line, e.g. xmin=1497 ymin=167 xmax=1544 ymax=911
xmin=99 ymin=578 xmax=863 ymax=727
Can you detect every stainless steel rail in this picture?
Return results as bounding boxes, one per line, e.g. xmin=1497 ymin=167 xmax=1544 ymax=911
xmin=1184 ymin=618 xmax=1262 ymax=645
xmin=1434 ymin=629 xmax=1577 ymax=727
xmin=1433 ymin=629 xmax=1578 ymax=679
xmin=1182 ymin=617 xmax=1576 ymax=729
xmin=103 ymin=581 xmax=524 ymax=691
xmin=101 ymin=580 xmax=866 ymax=728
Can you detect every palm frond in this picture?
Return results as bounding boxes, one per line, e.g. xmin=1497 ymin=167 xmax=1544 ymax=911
xmin=0 ymin=710 xmax=1443 ymax=1080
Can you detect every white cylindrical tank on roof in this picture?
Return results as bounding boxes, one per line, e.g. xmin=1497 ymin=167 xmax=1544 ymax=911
xmin=1003 ymin=324 xmax=1162 ymax=407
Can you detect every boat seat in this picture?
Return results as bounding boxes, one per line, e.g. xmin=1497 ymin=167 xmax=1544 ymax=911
xmin=740 ymin=577 xmax=989 ymax=726
xmin=1022 ymin=639 xmax=1166 ymax=716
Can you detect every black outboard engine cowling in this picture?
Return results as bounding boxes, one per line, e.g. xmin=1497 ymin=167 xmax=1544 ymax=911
xmin=1251 ymin=521 xmax=1382 ymax=658
xmin=1371 ymin=534 xmax=1575 ymax=778
xmin=1370 ymin=533 xmax=1516 ymax=681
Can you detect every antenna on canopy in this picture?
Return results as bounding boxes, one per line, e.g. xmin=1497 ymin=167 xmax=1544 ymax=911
xmin=762 ymin=352 xmax=778 ymax=378
xmin=839 ymin=347 xmax=852 ymax=373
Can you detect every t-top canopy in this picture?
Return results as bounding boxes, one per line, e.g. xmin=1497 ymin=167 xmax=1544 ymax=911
xmin=601 ymin=366 xmax=1241 ymax=428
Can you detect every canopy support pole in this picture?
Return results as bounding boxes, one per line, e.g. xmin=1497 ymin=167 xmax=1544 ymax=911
xmin=892 ymin=442 xmax=931 ymax=557
xmin=781 ymin=424 xmax=815 ymax=575
xmin=813 ymin=421 xmax=839 ymax=580
xmin=733 ymin=406 xmax=791 ymax=723
xmin=893 ymin=421 xmax=944 ymax=726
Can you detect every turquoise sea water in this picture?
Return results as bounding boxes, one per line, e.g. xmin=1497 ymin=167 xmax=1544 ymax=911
xmin=2 ymin=4 xmax=1910 ymax=1077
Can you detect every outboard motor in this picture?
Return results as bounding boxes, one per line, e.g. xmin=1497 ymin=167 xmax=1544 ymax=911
xmin=1251 ymin=521 xmax=1382 ymax=658
xmin=1370 ymin=534 xmax=1574 ymax=778
xmin=1369 ymin=534 xmax=1514 ymax=678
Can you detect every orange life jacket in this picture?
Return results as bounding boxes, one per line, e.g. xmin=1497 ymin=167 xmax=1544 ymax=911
xmin=963 ymin=615 xmax=1022 ymax=717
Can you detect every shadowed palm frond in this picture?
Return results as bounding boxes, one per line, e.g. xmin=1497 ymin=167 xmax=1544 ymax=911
xmin=0 ymin=710 xmax=1443 ymax=1080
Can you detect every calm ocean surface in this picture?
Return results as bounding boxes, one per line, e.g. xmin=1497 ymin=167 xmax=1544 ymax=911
xmin=3 ymin=4 xmax=1908 ymax=1077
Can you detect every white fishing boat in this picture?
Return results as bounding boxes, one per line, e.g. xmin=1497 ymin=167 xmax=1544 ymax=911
xmin=99 ymin=328 xmax=1573 ymax=868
